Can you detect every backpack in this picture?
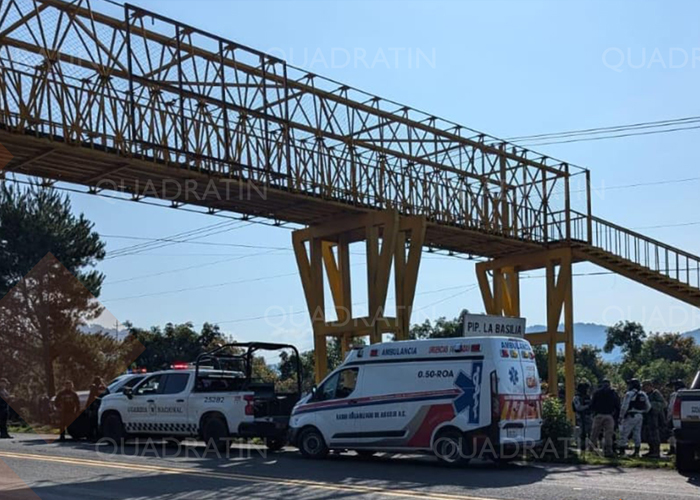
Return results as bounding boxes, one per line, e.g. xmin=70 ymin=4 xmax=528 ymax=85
xmin=630 ymin=391 xmax=647 ymax=412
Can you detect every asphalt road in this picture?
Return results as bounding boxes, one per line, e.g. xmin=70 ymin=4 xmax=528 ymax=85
xmin=0 ymin=433 xmax=698 ymax=500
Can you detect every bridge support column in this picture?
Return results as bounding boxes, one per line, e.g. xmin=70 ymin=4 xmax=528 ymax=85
xmin=476 ymin=248 xmax=575 ymax=421
xmin=293 ymin=210 xmax=426 ymax=383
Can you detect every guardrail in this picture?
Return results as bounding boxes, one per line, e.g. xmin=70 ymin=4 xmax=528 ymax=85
xmin=573 ymin=211 xmax=700 ymax=289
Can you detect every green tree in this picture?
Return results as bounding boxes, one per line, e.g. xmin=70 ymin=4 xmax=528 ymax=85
xmin=604 ymin=321 xmax=646 ymax=360
xmin=0 ymin=184 xmax=106 ymax=397
xmin=409 ymin=310 xmax=467 ymax=339
xmin=126 ymin=322 xmax=224 ymax=371
xmin=0 ymin=184 xmax=105 ymax=297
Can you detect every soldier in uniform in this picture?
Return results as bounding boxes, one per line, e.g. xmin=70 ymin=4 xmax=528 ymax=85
xmin=617 ymin=378 xmax=651 ymax=458
xmin=0 ymin=378 xmax=12 ymax=439
xmin=642 ymin=380 xmax=666 ymax=458
xmin=588 ymin=379 xmax=619 ymax=457
xmin=86 ymin=376 xmax=108 ymax=441
xmin=55 ymin=381 xmax=80 ymax=442
xmin=573 ymin=382 xmax=592 ymax=450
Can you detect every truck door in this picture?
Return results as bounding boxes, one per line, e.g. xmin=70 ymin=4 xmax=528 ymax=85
xmin=128 ymin=373 xmax=165 ymax=433
xmin=153 ymin=373 xmax=191 ymax=435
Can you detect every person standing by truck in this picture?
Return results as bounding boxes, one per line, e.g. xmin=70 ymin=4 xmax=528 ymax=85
xmin=588 ymin=379 xmax=619 ymax=457
xmin=86 ymin=377 xmax=108 ymax=441
xmin=0 ymin=378 xmax=13 ymax=439
xmin=55 ymin=381 xmax=80 ymax=442
xmin=617 ymin=379 xmax=650 ymax=458
xmin=642 ymin=380 xmax=666 ymax=458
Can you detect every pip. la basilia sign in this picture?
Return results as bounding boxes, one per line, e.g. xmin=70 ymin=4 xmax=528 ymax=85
xmin=463 ymin=313 xmax=526 ymax=337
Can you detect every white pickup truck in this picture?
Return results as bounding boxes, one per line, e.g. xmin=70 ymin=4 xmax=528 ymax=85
xmin=99 ymin=342 xmax=302 ymax=451
xmin=673 ymin=371 xmax=700 ymax=472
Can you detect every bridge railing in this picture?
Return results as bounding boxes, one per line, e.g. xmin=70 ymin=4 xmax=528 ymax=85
xmin=0 ymin=0 xmax=587 ymax=250
xmin=567 ymin=211 xmax=700 ymax=289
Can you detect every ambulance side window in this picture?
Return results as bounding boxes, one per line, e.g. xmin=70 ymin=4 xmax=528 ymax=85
xmin=317 ymin=368 xmax=358 ymax=401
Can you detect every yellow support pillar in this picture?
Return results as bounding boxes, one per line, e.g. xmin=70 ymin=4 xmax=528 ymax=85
xmin=476 ymin=248 xmax=576 ymax=421
xmin=293 ymin=210 xmax=426 ymax=384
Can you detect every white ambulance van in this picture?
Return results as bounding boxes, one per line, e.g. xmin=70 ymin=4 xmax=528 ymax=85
xmin=289 ymin=336 xmax=542 ymax=464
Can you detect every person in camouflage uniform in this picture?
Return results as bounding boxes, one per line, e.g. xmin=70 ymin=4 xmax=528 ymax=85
xmin=642 ymin=380 xmax=666 ymax=458
xmin=617 ymin=378 xmax=650 ymax=458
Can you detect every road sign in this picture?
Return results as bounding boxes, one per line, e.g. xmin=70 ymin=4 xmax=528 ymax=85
xmin=463 ymin=314 xmax=526 ymax=338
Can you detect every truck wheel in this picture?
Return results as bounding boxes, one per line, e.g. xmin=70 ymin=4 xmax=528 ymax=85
xmin=299 ymin=428 xmax=328 ymax=459
xmin=102 ymin=414 xmax=126 ymax=442
xmin=433 ymin=429 xmax=469 ymax=466
xmin=203 ymin=418 xmax=230 ymax=453
xmin=265 ymin=438 xmax=286 ymax=452
xmin=676 ymin=444 xmax=699 ymax=473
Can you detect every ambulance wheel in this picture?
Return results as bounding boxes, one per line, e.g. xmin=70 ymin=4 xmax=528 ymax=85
xmin=676 ymin=444 xmax=699 ymax=473
xmin=202 ymin=417 xmax=230 ymax=452
xmin=102 ymin=413 xmax=126 ymax=442
xmin=434 ymin=429 xmax=469 ymax=466
xmin=299 ymin=427 xmax=328 ymax=459
xmin=355 ymin=450 xmax=376 ymax=459
xmin=265 ymin=438 xmax=286 ymax=452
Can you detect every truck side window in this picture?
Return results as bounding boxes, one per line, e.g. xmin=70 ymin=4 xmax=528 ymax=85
xmin=162 ymin=374 xmax=190 ymax=395
xmin=318 ymin=368 xmax=358 ymax=401
xmin=135 ymin=375 xmax=163 ymax=396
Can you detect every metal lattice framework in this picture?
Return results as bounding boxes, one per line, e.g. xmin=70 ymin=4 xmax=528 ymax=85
xmin=2 ymin=0 xmax=700 ymax=417
xmin=0 ymin=0 xmax=587 ymax=257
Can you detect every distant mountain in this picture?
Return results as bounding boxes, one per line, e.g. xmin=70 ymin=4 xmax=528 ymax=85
xmin=79 ymin=323 xmax=125 ymax=339
xmin=525 ymin=322 xmax=700 ymax=362
xmin=683 ymin=328 xmax=700 ymax=344
xmin=526 ymin=322 xmax=621 ymax=361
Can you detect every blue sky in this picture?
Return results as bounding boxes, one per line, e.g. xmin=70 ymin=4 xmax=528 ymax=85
xmin=65 ymin=0 xmax=700 ymax=351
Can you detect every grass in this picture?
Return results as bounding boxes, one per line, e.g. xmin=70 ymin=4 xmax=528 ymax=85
xmin=530 ymin=443 xmax=676 ymax=469
xmin=8 ymin=423 xmax=60 ymax=435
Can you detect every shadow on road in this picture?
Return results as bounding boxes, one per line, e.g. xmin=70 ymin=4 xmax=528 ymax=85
xmin=14 ymin=436 xmax=550 ymax=494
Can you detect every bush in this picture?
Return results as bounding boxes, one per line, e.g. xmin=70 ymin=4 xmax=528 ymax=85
xmin=538 ymin=396 xmax=574 ymax=459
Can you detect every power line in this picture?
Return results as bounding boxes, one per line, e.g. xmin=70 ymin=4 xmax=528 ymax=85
xmin=101 ymin=234 xmax=290 ymax=253
xmin=522 ymin=123 xmax=700 ymax=147
xmin=571 ymin=175 xmax=700 ymax=194
xmin=198 ymin=284 xmax=479 ymax=327
xmin=507 ymin=115 xmax=700 ymax=142
xmin=104 ymin=249 xmax=284 ymax=285
xmin=102 ymin=269 xmax=301 ymax=302
xmin=632 ymin=220 xmax=700 ymax=230
xmin=106 ymin=220 xmax=237 ymax=256
xmin=106 ymin=221 xmax=253 ymax=259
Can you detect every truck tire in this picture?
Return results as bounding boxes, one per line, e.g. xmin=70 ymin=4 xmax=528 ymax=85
xmin=265 ymin=438 xmax=286 ymax=452
xmin=676 ymin=443 xmax=699 ymax=473
xmin=102 ymin=413 xmax=126 ymax=442
xmin=298 ymin=427 xmax=328 ymax=459
xmin=433 ymin=429 xmax=469 ymax=466
xmin=202 ymin=417 xmax=230 ymax=453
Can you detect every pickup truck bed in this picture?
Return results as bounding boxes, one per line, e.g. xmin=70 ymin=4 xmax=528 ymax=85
xmin=673 ymin=372 xmax=700 ymax=472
